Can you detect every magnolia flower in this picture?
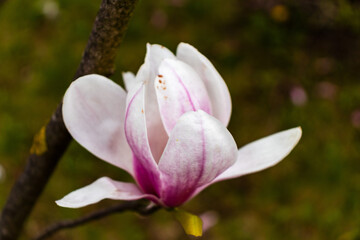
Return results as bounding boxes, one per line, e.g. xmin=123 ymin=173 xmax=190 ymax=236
xmin=57 ymin=43 xmax=302 ymax=209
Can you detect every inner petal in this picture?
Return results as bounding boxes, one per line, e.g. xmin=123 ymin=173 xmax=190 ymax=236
xmin=139 ymin=44 xmax=176 ymax=162
xmin=155 ymin=58 xmax=212 ymax=134
xmin=124 ymin=82 xmax=161 ymax=195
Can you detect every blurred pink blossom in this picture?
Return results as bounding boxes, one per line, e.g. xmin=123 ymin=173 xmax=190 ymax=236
xmin=200 ymin=211 xmax=218 ymax=232
xmin=290 ymin=86 xmax=307 ymax=107
xmin=351 ymin=110 xmax=360 ymax=129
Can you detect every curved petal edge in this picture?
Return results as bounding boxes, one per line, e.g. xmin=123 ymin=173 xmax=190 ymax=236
xmin=215 ymin=127 xmax=302 ymax=182
xmin=56 ymin=177 xmax=157 ymax=208
xmin=176 ymin=43 xmax=232 ymax=126
xmin=125 ymin=83 xmax=161 ymax=195
xmin=62 ymin=74 xmax=134 ymax=175
xmin=122 ymin=71 xmax=137 ymax=92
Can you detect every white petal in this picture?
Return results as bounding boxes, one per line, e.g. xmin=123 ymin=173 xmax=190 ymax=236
xmin=56 ymin=177 xmax=157 ymax=208
xmin=145 ymin=43 xmax=176 ymax=80
xmin=214 ymin=127 xmax=302 ymax=182
xmin=62 ymin=74 xmax=133 ymax=175
xmin=158 ymin=110 xmax=237 ymax=207
xmin=155 ymin=59 xmax=212 ymax=134
xmin=176 ymin=43 xmax=232 ymax=126
xmin=122 ymin=71 xmax=138 ymax=92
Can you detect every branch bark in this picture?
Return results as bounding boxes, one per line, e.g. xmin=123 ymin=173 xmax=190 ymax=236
xmin=0 ymin=1 xmax=138 ymax=239
xmin=35 ymin=201 xmax=161 ymax=240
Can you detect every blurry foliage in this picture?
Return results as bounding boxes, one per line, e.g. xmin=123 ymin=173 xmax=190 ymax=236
xmin=1 ymin=0 xmax=360 ymax=239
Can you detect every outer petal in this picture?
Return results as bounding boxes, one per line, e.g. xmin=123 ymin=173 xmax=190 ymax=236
xmin=186 ymin=127 xmax=302 ymax=202
xmin=155 ymin=59 xmax=212 ymax=134
xmin=56 ymin=177 xmax=158 ymax=208
xmin=214 ymin=127 xmax=302 ymax=182
xmin=125 ymin=82 xmax=161 ymax=195
xmin=158 ymin=110 xmax=237 ymax=207
xmin=176 ymin=43 xmax=232 ymax=126
xmin=62 ymin=74 xmax=133 ymax=175
xmin=140 ymin=44 xmax=176 ymax=161
xmin=122 ymin=71 xmax=138 ymax=92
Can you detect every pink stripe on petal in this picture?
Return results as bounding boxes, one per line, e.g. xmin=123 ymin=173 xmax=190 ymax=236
xmin=124 ymin=83 xmax=161 ymax=196
xmin=176 ymin=43 xmax=232 ymax=126
xmin=155 ymin=59 xmax=212 ymax=134
xmin=158 ymin=111 xmax=237 ymax=207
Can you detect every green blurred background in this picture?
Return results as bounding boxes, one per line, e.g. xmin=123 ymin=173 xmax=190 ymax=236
xmin=1 ymin=0 xmax=360 ymax=239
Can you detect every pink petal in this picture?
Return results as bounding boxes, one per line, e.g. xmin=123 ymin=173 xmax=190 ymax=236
xmin=140 ymin=44 xmax=176 ymax=161
xmin=176 ymin=43 xmax=232 ymax=126
xmin=56 ymin=177 xmax=158 ymax=208
xmin=155 ymin=59 xmax=212 ymax=134
xmin=214 ymin=127 xmax=302 ymax=182
xmin=158 ymin=110 xmax=237 ymax=207
xmin=62 ymin=74 xmax=133 ymax=175
xmin=200 ymin=211 xmax=218 ymax=233
xmin=124 ymin=82 xmax=161 ymax=195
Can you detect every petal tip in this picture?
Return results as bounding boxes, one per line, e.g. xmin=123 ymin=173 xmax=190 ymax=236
xmin=55 ymin=199 xmax=78 ymax=209
xmin=291 ymin=126 xmax=303 ymax=144
xmin=297 ymin=126 xmax=302 ymax=133
xmin=177 ymin=42 xmax=192 ymax=49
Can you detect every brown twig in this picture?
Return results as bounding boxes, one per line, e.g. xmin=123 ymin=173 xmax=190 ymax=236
xmin=0 ymin=0 xmax=138 ymax=239
xmin=35 ymin=201 xmax=161 ymax=240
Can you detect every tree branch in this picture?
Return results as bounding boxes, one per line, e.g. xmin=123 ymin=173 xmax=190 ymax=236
xmin=0 ymin=1 xmax=138 ymax=239
xmin=35 ymin=201 xmax=161 ymax=240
